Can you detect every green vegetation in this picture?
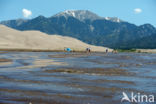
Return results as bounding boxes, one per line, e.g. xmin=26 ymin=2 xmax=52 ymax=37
xmin=116 ymin=49 xmax=137 ymax=52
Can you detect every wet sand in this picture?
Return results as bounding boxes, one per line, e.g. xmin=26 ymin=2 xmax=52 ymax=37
xmin=0 ymin=59 xmax=12 ymax=62
xmin=0 ymin=52 xmax=156 ymax=104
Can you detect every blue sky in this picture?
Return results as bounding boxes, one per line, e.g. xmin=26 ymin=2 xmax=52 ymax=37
xmin=0 ymin=0 xmax=156 ymax=27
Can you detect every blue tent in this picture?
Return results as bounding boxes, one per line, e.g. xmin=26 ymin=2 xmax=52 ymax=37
xmin=65 ymin=48 xmax=72 ymax=52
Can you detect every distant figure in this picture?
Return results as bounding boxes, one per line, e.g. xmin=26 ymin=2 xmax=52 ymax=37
xmin=106 ymin=49 xmax=108 ymax=53
xmin=86 ymin=48 xmax=91 ymax=53
xmin=115 ymin=50 xmax=118 ymax=54
xmin=112 ymin=49 xmax=118 ymax=54
xmin=88 ymin=48 xmax=91 ymax=53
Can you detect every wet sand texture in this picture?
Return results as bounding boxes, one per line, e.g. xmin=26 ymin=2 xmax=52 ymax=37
xmin=0 ymin=52 xmax=156 ymax=104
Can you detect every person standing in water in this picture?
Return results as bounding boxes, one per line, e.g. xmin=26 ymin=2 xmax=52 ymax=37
xmin=86 ymin=48 xmax=91 ymax=53
xmin=106 ymin=49 xmax=108 ymax=53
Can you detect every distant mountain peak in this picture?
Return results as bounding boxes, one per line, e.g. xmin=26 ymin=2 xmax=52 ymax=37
xmin=37 ymin=15 xmax=46 ymax=18
xmin=53 ymin=10 xmax=102 ymax=21
xmin=63 ymin=10 xmax=76 ymax=17
xmin=53 ymin=10 xmax=123 ymax=23
xmin=139 ymin=24 xmax=155 ymax=29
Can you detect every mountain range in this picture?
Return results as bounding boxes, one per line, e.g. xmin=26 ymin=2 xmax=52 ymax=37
xmin=1 ymin=10 xmax=156 ymax=49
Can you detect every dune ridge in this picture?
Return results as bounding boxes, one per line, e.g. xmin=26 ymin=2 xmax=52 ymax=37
xmin=0 ymin=25 xmax=112 ymax=52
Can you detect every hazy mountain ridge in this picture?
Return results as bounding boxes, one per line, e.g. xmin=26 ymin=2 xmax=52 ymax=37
xmin=1 ymin=10 xmax=156 ymax=49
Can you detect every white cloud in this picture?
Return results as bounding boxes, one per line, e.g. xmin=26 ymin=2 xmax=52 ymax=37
xmin=22 ymin=8 xmax=32 ymax=18
xmin=134 ymin=8 xmax=142 ymax=14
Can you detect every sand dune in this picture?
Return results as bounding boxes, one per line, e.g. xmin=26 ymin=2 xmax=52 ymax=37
xmin=0 ymin=25 xmax=112 ymax=52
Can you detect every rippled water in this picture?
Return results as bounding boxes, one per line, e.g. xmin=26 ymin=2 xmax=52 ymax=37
xmin=0 ymin=52 xmax=156 ymax=104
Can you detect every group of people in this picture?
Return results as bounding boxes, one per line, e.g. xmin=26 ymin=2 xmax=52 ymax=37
xmin=86 ymin=48 xmax=118 ymax=53
xmin=64 ymin=47 xmax=118 ymax=53
xmin=86 ymin=48 xmax=91 ymax=53
xmin=86 ymin=48 xmax=110 ymax=53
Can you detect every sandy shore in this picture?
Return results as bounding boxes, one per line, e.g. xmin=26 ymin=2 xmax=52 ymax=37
xmin=136 ymin=49 xmax=156 ymax=53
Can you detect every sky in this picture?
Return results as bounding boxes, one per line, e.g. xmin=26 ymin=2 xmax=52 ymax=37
xmin=0 ymin=0 xmax=156 ymax=27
